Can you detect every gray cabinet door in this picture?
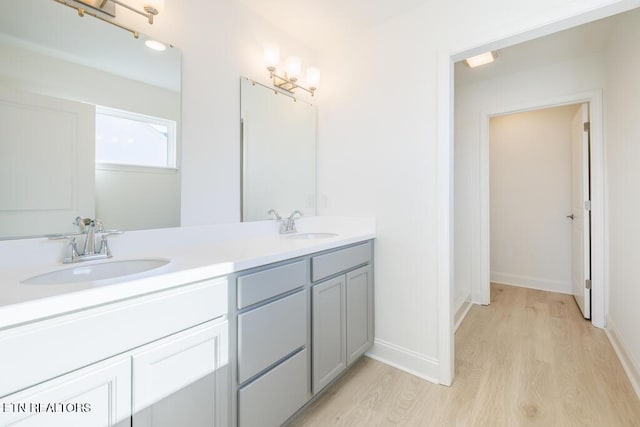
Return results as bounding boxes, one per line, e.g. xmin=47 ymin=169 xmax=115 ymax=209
xmin=311 ymin=276 xmax=347 ymax=394
xmin=346 ymin=265 xmax=374 ymax=365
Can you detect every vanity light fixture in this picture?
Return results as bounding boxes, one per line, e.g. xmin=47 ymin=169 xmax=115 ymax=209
xmin=53 ymin=0 xmax=164 ymax=38
xmin=465 ymin=51 xmax=497 ymax=68
xmin=264 ymin=45 xmax=320 ymax=96
xmin=112 ymin=0 xmax=164 ymax=24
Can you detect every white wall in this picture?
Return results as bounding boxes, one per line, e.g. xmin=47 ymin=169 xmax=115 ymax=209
xmin=454 ymin=52 xmax=605 ymax=309
xmin=604 ymin=8 xmax=640 ymax=393
xmin=317 ymin=10 xmax=441 ymax=379
xmin=489 ymin=106 xmax=577 ymax=293
xmin=318 ymin=0 xmax=625 ymax=383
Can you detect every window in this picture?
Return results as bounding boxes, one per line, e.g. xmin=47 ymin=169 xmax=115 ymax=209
xmin=95 ymin=106 xmax=177 ymax=169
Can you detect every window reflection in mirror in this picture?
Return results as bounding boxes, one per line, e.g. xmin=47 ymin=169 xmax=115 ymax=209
xmin=0 ymin=0 xmax=181 ymax=239
xmin=96 ymin=107 xmax=177 ymax=169
xmin=240 ymin=78 xmax=317 ymax=222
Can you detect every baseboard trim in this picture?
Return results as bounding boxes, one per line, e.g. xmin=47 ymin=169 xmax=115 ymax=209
xmin=491 ymin=272 xmax=572 ymax=294
xmin=604 ymin=317 xmax=640 ymax=400
xmin=366 ymin=339 xmax=440 ymax=384
xmin=454 ymin=300 xmax=473 ymax=332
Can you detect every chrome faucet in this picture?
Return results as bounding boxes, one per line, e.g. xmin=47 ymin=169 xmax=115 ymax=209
xmin=50 ymin=217 xmax=122 ymax=263
xmin=268 ymin=209 xmax=302 ymax=234
xmin=75 ymin=217 xmax=103 ymax=256
xmin=267 ymin=209 xmax=282 ymax=222
xmin=286 ymin=210 xmax=302 ymax=233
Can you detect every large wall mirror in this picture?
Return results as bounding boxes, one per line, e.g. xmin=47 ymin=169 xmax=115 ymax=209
xmin=0 ymin=0 xmax=181 ymax=239
xmin=240 ymin=78 xmax=317 ymax=221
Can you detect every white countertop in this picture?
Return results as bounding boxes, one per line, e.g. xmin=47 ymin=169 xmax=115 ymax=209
xmin=0 ymin=216 xmax=375 ymax=330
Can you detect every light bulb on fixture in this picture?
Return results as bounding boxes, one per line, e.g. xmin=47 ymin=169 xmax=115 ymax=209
xmin=285 ymin=57 xmax=302 ymax=81
xmin=306 ymin=67 xmax=320 ymax=90
xmin=264 ymin=45 xmax=280 ymax=72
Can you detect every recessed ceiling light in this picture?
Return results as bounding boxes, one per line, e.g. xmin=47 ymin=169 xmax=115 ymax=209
xmin=145 ymin=40 xmax=167 ymax=51
xmin=465 ymin=51 xmax=497 ymax=68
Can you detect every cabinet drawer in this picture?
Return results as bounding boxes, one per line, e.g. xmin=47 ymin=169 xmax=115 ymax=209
xmin=238 ymin=348 xmax=309 ymax=427
xmin=311 ymin=241 xmax=371 ymax=282
xmin=237 ymin=260 xmax=307 ymax=309
xmin=238 ymin=290 xmax=307 ymax=384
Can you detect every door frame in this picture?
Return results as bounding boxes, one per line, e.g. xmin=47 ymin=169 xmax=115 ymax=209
xmin=478 ymin=92 xmax=604 ymax=327
xmin=437 ymin=0 xmax=640 ymax=386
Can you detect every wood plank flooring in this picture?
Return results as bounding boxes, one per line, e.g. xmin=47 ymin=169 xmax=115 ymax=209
xmin=290 ymin=283 xmax=640 ymax=426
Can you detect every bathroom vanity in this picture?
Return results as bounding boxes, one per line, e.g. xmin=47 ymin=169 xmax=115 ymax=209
xmin=0 ymin=217 xmax=375 ymax=427
xmin=232 ymin=240 xmax=373 ymax=427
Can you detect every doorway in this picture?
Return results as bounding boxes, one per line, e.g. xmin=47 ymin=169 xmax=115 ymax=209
xmin=487 ymin=103 xmax=593 ymax=319
xmin=440 ymin=2 xmax=640 ymax=387
xmin=476 ymin=92 xmax=603 ymax=325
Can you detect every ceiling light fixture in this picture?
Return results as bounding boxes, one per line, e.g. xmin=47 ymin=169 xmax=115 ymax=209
xmin=465 ymin=51 xmax=497 ymax=68
xmin=53 ymin=0 xmax=165 ymax=38
xmin=264 ymin=45 xmax=319 ymax=96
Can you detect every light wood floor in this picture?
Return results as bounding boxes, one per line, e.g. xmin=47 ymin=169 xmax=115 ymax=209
xmin=290 ymin=283 xmax=640 ymax=426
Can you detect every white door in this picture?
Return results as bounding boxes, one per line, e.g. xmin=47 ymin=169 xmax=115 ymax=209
xmin=570 ymin=103 xmax=591 ymax=318
xmin=0 ymin=89 xmax=95 ymax=238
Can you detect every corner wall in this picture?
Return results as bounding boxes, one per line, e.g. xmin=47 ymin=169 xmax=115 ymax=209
xmin=603 ymin=8 xmax=640 ymax=396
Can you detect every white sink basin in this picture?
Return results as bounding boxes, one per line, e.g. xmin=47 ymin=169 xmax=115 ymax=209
xmin=286 ymin=232 xmax=338 ymax=240
xmin=22 ymin=258 xmax=171 ymax=285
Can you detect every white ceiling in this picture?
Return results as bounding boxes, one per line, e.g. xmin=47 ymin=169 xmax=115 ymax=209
xmin=237 ymin=0 xmax=432 ymax=50
xmin=454 ymin=11 xmax=626 ymax=86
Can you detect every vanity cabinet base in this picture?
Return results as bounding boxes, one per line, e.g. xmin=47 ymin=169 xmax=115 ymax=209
xmin=232 ymin=240 xmax=374 ymax=427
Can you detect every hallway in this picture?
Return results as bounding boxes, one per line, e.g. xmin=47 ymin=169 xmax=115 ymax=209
xmin=291 ymin=284 xmax=640 ymax=426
